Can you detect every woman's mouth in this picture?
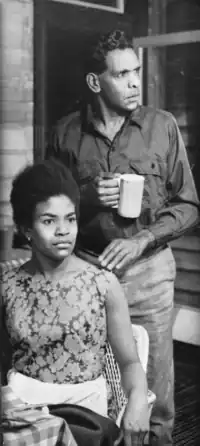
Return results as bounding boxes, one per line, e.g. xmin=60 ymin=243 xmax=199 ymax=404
xmin=53 ymin=241 xmax=71 ymax=248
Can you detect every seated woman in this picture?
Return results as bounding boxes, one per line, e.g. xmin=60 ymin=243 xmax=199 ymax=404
xmin=1 ymin=159 xmax=149 ymax=445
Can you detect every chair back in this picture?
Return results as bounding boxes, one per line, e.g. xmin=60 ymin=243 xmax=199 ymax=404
xmin=104 ymin=325 xmax=156 ymax=424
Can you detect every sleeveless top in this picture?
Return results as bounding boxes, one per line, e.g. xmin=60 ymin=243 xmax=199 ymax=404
xmin=2 ymin=262 xmax=112 ymax=384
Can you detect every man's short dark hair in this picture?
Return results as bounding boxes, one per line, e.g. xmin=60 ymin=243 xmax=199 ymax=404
xmin=10 ymin=159 xmax=80 ymax=231
xmin=85 ymin=29 xmax=134 ymax=76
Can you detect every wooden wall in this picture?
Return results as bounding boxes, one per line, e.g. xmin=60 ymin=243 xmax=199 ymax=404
xmin=165 ymin=0 xmax=200 ymax=196
xmin=171 ymin=230 xmax=200 ymax=309
xmin=140 ymin=1 xmax=200 ymax=315
xmin=165 ymin=0 xmax=200 ymax=311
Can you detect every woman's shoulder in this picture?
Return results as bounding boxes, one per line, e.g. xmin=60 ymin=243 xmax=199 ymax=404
xmin=1 ymin=265 xmax=21 ymax=304
xmin=70 ymin=255 xmax=116 ymax=288
xmin=70 ymin=255 xmax=100 ymax=275
xmin=1 ymin=263 xmax=20 ymax=280
xmin=0 ymin=259 xmax=30 ymax=288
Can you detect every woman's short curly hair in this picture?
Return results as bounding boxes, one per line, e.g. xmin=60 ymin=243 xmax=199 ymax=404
xmin=10 ymin=159 xmax=80 ymax=231
xmin=85 ymin=29 xmax=134 ymax=76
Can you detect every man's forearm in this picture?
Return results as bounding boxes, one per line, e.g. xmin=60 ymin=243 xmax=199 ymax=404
xmin=133 ymin=229 xmax=156 ymax=251
xmin=149 ymin=113 xmax=200 ymax=248
xmin=147 ymin=202 xmax=199 ymax=248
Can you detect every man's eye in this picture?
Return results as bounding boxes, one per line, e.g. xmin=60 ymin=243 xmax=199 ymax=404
xmin=116 ymin=72 xmax=126 ymax=78
xmin=134 ymin=68 xmax=141 ymax=75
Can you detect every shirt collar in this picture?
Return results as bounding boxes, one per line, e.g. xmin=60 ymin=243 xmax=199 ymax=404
xmin=129 ymin=106 xmax=145 ymax=128
xmin=85 ymin=103 xmax=144 ymax=131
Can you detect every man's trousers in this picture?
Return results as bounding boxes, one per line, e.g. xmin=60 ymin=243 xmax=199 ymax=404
xmin=120 ymin=246 xmax=176 ymax=446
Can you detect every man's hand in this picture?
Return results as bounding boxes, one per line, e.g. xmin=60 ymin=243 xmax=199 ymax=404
xmin=94 ymin=174 xmax=120 ymax=208
xmin=122 ymin=388 xmax=149 ymax=446
xmin=99 ymin=231 xmax=155 ymax=272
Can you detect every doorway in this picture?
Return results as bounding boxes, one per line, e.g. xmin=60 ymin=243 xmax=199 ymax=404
xmin=34 ymin=0 xmax=142 ymax=160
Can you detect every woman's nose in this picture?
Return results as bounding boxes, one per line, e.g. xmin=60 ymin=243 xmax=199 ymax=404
xmin=55 ymin=221 xmax=69 ymax=235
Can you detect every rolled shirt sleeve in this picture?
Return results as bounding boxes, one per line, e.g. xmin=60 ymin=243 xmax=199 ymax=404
xmin=147 ymin=114 xmax=200 ymax=247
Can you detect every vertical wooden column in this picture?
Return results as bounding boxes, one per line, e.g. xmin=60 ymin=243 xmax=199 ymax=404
xmin=0 ymin=0 xmax=33 ymax=259
xmin=34 ymin=0 xmax=47 ymax=162
xmin=147 ymin=0 xmax=166 ymax=109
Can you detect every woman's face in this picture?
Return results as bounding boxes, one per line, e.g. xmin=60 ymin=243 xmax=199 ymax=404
xmin=29 ymin=194 xmax=78 ymax=262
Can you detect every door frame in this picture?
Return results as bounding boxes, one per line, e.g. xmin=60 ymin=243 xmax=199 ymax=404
xmin=134 ymin=29 xmax=200 ymax=108
xmin=34 ymin=1 xmax=47 ymax=162
xmin=51 ymin=0 xmax=124 ymax=14
xmin=34 ymin=0 xmax=132 ymax=161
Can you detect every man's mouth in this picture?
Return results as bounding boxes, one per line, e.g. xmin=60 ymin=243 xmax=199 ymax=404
xmin=127 ymin=94 xmax=139 ymax=99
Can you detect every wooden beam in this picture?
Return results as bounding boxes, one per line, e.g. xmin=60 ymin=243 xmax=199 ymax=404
xmin=34 ymin=1 xmax=47 ymax=161
xmin=51 ymin=0 xmax=124 ymax=14
xmin=134 ymin=47 xmax=143 ymax=104
xmin=145 ymin=0 xmax=167 ymax=108
xmin=147 ymin=0 xmax=166 ymax=35
xmin=134 ymin=30 xmax=200 ymax=48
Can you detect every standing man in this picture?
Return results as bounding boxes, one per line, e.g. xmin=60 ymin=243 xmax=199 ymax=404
xmin=47 ymin=30 xmax=199 ymax=445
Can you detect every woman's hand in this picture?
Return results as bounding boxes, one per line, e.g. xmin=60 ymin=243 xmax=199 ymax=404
xmin=121 ymin=388 xmax=149 ymax=446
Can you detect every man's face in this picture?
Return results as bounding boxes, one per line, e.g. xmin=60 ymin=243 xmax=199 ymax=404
xmin=98 ymin=48 xmax=141 ymax=112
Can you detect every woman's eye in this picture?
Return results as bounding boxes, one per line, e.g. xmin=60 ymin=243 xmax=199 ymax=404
xmin=68 ymin=216 xmax=76 ymax=223
xmin=43 ymin=219 xmax=54 ymax=225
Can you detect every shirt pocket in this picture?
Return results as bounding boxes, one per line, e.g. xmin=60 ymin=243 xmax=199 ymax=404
xmin=129 ymin=160 xmax=166 ymax=226
xmin=77 ymin=160 xmax=101 ymax=185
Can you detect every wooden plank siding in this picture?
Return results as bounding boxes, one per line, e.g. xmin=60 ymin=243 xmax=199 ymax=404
xmin=163 ymin=1 xmax=200 ymax=312
xmin=174 ymin=250 xmax=200 ymax=273
xmin=171 ymin=233 xmax=200 ymax=310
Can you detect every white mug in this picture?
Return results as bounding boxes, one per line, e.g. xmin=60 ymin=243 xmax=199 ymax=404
xmin=117 ymin=173 xmax=144 ymax=218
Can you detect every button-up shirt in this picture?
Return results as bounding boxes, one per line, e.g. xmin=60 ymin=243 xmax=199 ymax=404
xmin=47 ymin=105 xmax=199 ymax=255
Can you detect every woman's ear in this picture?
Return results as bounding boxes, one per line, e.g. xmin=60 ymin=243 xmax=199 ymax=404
xmin=86 ymin=72 xmax=101 ymax=94
xmin=21 ymin=226 xmax=32 ymax=244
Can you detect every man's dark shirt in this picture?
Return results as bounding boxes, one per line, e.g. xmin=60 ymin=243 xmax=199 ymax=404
xmin=47 ymin=105 xmax=199 ymax=255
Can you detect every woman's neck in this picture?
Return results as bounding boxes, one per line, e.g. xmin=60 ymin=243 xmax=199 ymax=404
xmin=30 ymin=251 xmax=73 ymax=281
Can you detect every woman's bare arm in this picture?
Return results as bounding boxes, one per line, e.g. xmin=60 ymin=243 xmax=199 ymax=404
xmin=105 ymin=271 xmax=147 ymax=396
xmin=104 ymin=271 xmax=149 ymax=444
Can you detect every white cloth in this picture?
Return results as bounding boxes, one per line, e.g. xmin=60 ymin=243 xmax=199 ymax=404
xmin=7 ymin=369 xmax=108 ymax=417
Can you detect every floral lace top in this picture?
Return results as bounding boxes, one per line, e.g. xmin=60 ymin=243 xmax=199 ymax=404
xmin=2 ymin=260 xmax=112 ymax=384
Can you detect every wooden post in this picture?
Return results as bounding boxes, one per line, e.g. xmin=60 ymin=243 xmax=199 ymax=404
xmin=34 ymin=0 xmax=47 ymax=161
xmin=147 ymin=0 xmax=167 ymax=109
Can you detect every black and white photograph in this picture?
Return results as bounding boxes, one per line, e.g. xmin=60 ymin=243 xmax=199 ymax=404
xmin=1 ymin=1 xmax=200 ymax=445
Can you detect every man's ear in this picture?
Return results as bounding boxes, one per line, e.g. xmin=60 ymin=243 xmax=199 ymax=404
xmin=86 ymin=72 xmax=101 ymax=94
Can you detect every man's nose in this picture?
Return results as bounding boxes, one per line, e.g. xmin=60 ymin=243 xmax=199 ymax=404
xmin=128 ymin=72 xmax=140 ymax=88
